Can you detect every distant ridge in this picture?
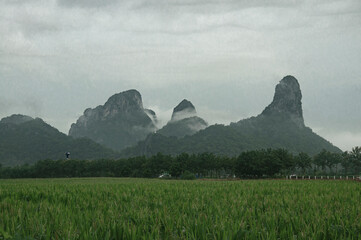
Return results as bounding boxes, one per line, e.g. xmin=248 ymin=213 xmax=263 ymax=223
xmin=1 ymin=114 xmax=34 ymax=125
xmin=0 ymin=115 xmax=117 ymax=166
xmin=122 ymin=76 xmax=341 ymax=157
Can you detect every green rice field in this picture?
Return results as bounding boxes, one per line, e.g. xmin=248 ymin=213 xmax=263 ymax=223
xmin=0 ymin=178 xmax=360 ymax=239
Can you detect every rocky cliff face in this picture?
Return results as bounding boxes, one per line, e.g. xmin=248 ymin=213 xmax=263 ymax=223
xmin=69 ymin=89 xmax=157 ymax=151
xmin=261 ymin=75 xmax=304 ymax=128
xmin=158 ymin=99 xmax=208 ymax=138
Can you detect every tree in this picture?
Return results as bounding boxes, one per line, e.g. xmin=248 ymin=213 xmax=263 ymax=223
xmin=350 ymin=147 xmax=361 ymax=174
xmin=170 ymin=161 xmax=182 ymax=178
xmin=271 ymin=149 xmax=294 ymax=175
xmin=235 ymin=150 xmax=264 ymax=178
xmin=341 ymin=151 xmax=352 ymax=175
xmin=142 ymin=153 xmax=171 ymax=178
xmin=314 ymin=149 xmax=328 ymax=172
xmin=295 ymin=152 xmax=312 ymax=175
xmin=328 ymin=152 xmax=341 ymax=174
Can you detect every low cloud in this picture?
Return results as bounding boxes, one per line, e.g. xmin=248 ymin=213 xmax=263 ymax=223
xmin=144 ymin=105 xmax=173 ymax=129
xmin=197 ymin=106 xmax=246 ymax=126
xmin=171 ymin=109 xmax=197 ymax=122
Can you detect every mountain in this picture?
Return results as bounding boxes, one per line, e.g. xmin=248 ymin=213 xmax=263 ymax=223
xmin=121 ymin=76 xmax=341 ymax=157
xmin=69 ymin=89 xmax=157 ymax=151
xmin=157 ymin=99 xmax=208 ymax=138
xmin=0 ymin=114 xmax=117 ymax=166
xmin=260 ymin=75 xmax=304 ymax=128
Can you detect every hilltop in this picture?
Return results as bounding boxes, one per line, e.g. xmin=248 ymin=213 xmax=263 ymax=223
xmin=0 ymin=115 xmax=117 ymax=166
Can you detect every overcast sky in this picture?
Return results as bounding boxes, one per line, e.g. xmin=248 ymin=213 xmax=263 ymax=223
xmin=1 ymin=0 xmax=360 ymax=151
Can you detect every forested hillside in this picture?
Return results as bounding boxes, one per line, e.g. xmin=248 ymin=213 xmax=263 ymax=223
xmin=0 ymin=115 xmax=118 ymax=166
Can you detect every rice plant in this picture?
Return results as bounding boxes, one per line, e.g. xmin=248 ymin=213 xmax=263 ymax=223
xmin=0 ymin=178 xmax=360 ymax=239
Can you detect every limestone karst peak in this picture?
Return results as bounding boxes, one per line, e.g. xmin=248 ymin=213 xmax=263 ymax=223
xmin=171 ymin=99 xmax=197 ymax=122
xmin=69 ymin=89 xmax=157 ymax=151
xmin=261 ymin=75 xmax=304 ymax=127
xmin=104 ymin=89 xmax=143 ymax=111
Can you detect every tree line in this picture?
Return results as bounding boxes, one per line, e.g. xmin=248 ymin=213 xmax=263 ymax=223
xmin=0 ymin=147 xmax=360 ymax=179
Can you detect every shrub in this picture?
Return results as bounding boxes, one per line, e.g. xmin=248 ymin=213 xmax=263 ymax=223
xmin=181 ymin=170 xmax=196 ymax=180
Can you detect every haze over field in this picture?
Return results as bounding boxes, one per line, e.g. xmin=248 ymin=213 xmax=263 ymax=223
xmin=1 ymin=0 xmax=360 ymax=151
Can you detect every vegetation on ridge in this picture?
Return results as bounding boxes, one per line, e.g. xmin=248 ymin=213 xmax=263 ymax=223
xmin=1 ymin=147 xmax=360 ymax=179
xmin=0 ymin=117 xmax=118 ymax=167
xmin=121 ymin=115 xmax=341 ymax=158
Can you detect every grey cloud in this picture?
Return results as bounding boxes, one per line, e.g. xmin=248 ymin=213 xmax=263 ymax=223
xmin=1 ymin=0 xmax=46 ymax=5
xmin=133 ymin=0 xmax=301 ymax=11
xmin=124 ymin=1 xmax=342 ymax=36
xmin=0 ymin=97 xmax=13 ymax=113
xmin=1 ymin=0 xmax=360 ymax=151
xmin=122 ymin=23 xmax=252 ymax=36
xmin=18 ymin=18 xmax=60 ymax=37
xmin=308 ymin=1 xmax=361 ymax=16
xmin=0 ymin=96 xmax=42 ymax=119
xmin=22 ymin=98 xmax=43 ymax=117
xmin=57 ymin=0 xmax=120 ymax=8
